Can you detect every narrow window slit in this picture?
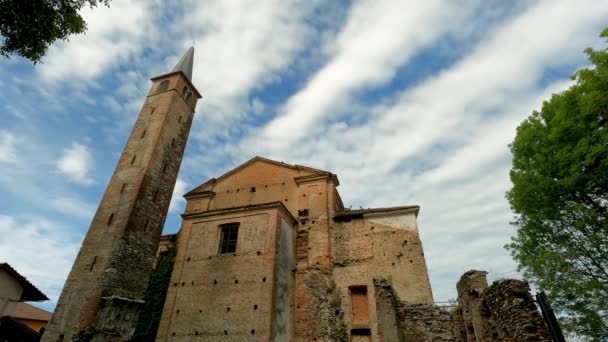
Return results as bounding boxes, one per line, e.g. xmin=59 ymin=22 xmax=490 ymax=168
xmin=153 ymin=190 xmax=159 ymax=202
xmin=178 ymin=116 xmax=182 ymax=123
xmin=150 ymin=107 xmax=156 ymax=115
xmin=144 ymin=220 xmax=150 ymax=232
xmin=171 ymin=138 xmax=176 ymax=147
xmin=120 ymin=183 xmax=127 ymax=194
xmin=89 ymin=256 xmax=97 ymax=271
xmin=141 ymin=130 xmax=146 ymax=138
xmin=131 ymin=155 xmax=136 ymax=165
xmin=107 ymin=213 xmax=114 ymax=225
xmin=162 ymin=163 xmax=168 ymax=173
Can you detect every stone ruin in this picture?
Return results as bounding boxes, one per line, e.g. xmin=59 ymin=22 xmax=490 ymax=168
xmin=375 ymin=270 xmax=553 ymax=341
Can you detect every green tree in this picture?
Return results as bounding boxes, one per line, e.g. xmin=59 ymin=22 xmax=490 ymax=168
xmin=0 ymin=0 xmax=109 ymax=63
xmin=507 ymin=29 xmax=608 ymax=340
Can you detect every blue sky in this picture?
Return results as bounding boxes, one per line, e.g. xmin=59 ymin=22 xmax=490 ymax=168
xmin=1 ymin=0 xmax=607 ymax=312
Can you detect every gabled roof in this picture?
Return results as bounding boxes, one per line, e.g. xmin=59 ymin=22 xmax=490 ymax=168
xmin=12 ymin=302 xmax=52 ymax=322
xmin=0 ymin=263 xmax=48 ymax=301
xmin=184 ymin=156 xmax=339 ymax=198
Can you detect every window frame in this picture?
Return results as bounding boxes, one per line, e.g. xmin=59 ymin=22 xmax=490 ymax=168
xmin=157 ymin=80 xmax=170 ymax=92
xmin=218 ymin=223 xmax=240 ymax=254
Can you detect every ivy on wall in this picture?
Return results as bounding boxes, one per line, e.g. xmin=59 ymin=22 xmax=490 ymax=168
xmin=130 ymin=235 xmax=177 ymax=342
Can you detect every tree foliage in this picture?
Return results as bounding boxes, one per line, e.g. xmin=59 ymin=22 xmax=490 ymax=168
xmin=0 ymin=0 xmax=109 ymax=63
xmin=130 ymin=236 xmax=177 ymax=342
xmin=507 ymin=29 xmax=608 ymax=340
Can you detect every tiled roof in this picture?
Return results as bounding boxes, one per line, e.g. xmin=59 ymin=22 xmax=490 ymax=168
xmin=12 ymin=302 xmax=52 ymax=322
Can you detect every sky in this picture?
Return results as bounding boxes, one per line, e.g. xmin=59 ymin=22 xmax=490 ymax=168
xmin=1 ymin=0 xmax=607 ymax=312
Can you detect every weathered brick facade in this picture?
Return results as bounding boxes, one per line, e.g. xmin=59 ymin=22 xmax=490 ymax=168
xmin=155 ymin=157 xmax=552 ymax=341
xmin=42 ymin=48 xmax=201 ymax=342
xmin=155 ymin=157 xmax=434 ymax=341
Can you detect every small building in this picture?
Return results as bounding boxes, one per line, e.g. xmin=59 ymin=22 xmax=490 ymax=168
xmin=0 ymin=263 xmax=50 ymax=341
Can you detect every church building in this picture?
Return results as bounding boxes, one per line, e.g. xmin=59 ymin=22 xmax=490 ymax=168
xmin=42 ymin=47 xmax=553 ymax=342
xmin=155 ymin=156 xmax=434 ymax=341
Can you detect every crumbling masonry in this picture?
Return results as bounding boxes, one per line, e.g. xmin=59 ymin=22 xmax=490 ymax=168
xmin=375 ymin=271 xmax=552 ymax=341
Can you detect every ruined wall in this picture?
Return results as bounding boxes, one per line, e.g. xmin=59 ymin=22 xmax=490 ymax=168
xmin=457 ymin=270 xmax=551 ymax=341
xmin=374 ymin=280 xmax=465 ymax=342
xmin=481 ymin=279 xmax=552 ymax=341
xmin=397 ymin=304 xmax=465 ymax=342
xmin=293 ymin=178 xmax=346 ymax=341
xmin=43 ymin=71 xmax=199 ymax=342
xmin=457 ymin=270 xmax=494 ymax=341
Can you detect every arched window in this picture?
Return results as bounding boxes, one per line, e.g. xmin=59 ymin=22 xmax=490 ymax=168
xmin=182 ymin=87 xmax=191 ymax=101
xmin=157 ymin=80 xmax=170 ymax=92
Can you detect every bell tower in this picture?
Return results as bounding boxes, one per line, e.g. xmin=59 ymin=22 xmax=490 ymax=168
xmin=42 ymin=47 xmax=201 ymax=342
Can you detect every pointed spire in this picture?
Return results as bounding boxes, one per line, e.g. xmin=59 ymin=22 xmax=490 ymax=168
xmin=172 ymin=46 xmax=194 ymax=81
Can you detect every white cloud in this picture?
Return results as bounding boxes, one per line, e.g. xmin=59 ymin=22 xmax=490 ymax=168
xmin=37 ymin=0 xmax=150 ymax=82
xmin=182 ymin=0 xmax=324 ymax=143
xmin=260 ymin=0 xmax=481 ymax=145
xmin=168 ymin=178 xmax=187 ymax=213
xmin=56 ymin=143 xmax=95 ymax=185
xmin=0 ymin=215 xmax=81 ymax=305
xmin=0 ymin=130 xmax=18 ymax=163
xmin=47 ymin=196 xmax=96 ymax=220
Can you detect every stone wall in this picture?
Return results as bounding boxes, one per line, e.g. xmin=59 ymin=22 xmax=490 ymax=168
xmin=481 ymin=279 xmax=551 ymax=341
xmin=375 ymin=272 xmax=552 ymax=342
xmin=457 ymin=270 xmax=552 ymax=342
xmin=397 ymin=304 xmax=465 ymax=342
xmin=375 ymin=280 xmax=465 ymax=342
xmin=457 ymin=270 xmax=495 ymax=341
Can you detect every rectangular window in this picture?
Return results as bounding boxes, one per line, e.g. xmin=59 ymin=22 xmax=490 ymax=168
xmin=219 ymin=223 xmax=239 ymax=254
